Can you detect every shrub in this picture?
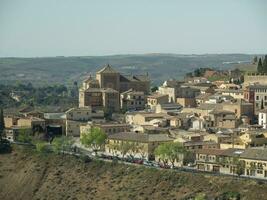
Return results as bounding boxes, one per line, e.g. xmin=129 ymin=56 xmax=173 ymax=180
xmin=35 ymin=141 xmax=50 ymax=154
xmin=0 ymin=139 xmax=12 ymax=154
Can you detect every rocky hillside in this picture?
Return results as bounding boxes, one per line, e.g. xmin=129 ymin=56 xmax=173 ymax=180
xmin=0 ymin=146 xmax=267 ymax=200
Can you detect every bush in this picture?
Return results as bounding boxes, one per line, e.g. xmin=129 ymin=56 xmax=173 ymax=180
xmin=35 ymin=141 xmax=50 ymax=154
xmin=0 ymin=139 xmax=12 ymax=154
xmin=17 ymin=129 xmax=32 ymax=143
xmin=80 ymin=155 xmax=92 ymax=163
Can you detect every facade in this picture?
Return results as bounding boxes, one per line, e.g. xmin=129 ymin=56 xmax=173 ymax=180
xmin=210 ymin=110 xmax=237 ymax=129
xmin=120 ymin=89 xmax=145 ymax=111
xmin=244 ymin=84 xmax=267 ymax=114
xmin=65 ymin=107 xmax=92 ymax=137
xmin=4 ymin=116 xmax=19 ymax=128
xmin=258 ymin=109 xmax=267 ymax=129
xmin=79 ymin=88 xmax=120 ymax=113
xmin=155 ymin=103 xmax=182 ymax=114
xmin=147 ymin=93 xmax=169 ymax=110
xmin=195 ymin=148 xmax=244 ymax=175
xmin=239 ymin=149 xmax=267 ymax=179
xmin=96 ymin=65 xmax=150 ymax=94
xmin=80 ymin=122 xmax=131 ymax=136
xmin=17 ymin=117 xmax=45 ymax=133
xmin=105 ymin=132 xmax=173 ymax=160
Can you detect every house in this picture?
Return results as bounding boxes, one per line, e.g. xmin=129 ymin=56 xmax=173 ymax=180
xmin=65 ymin=107 xmax=93 ymax=137
xmin=176 ymin=97 xmax=196 ymax=108
xmin=4 ymin=116 xmax=19 ymax=128
xmin=44 ymin=112 xmax=66 ymax=135
xmin=128 ymin=113 xmax=170 ymax=126
xmin=79 ymin=87 xmax=120 ymax=113
xmin=158 ymin=80 xmax=184 ymax=102
xmin=258 ymin=109 xmax=267 ymax=129
xmin=219 ymin=89 xmax=244 ymax=99
xmin=244 ymin=84 xmax=267 ymax=114
xmin=195 ymin=148 xmax=245 ymax=175
xmin=155 ymin=103 xmax=182 ymax=114
xmin=195 ymin=93 xmax=212 ymax=106
xmin=239 ymin=131 xmax=267 ymax=148
xmin=210 ymin=110 xmax=238 ymax=129
xmin=222 ymin=99 xmax=254 ymax=121
xmin=239 ymin=149 xmax=267 ymax=179
xmin=17 ymin=117 xmax=45 ymax=133
xmin=105 ymin=132 xmax=173 ymax=160
xmin=120 ymin=89 xmax=145 ymax=111
xmin=190 ymin=116 xmax=213 ymax=131
xmin=183 ymin=141 xmax=218 ymax=151
xmin=147 ymin=93 xmax=169 ymax=110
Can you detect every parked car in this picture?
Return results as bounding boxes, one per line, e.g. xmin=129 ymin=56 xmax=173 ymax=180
xmin=133 ymin=159 xmax=143 ymax=164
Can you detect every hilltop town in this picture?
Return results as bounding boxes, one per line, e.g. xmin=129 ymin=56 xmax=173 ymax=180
xmin=1 ymin=55 xmax=267 ymax=189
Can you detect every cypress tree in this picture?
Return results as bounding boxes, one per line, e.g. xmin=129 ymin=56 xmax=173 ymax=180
xmin=257 ymin=58 xmax=263 ymax=73
xmin=263 ymin=55 xmax=267 ymax=73
xmin=253 ymin=56 xmax=258 ymax=64
xmin=0 ymin=108 xmax=4 ymax=140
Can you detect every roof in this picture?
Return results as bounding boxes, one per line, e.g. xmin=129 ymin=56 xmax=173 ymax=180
xmin=240 ymin=149 xmax=267 ymax=161
xmin=121 ymin=89 xmax=144 ymax=95
xmin=195 ymin=148 xmax=225 ymax=155
xmin=84 ymin=87 xmax=118 ymax=93
xmin=210 ymin=110 xmax=235 ymax=115
xmin=44 ymin=113 xmax=66 ymax=120
xmin=147 ymin=93 xmax=168 ymax=99
xmin=198 ymin=103 xmax=222 ymax=110
xmin=136 ymin=113 xmax=169 ymax=118
xmin=96 ymin=64 xmax=118 ymax=74
xmin=196 ymin=93 xmax=212 ymax=100
xmin=108 ymin=132 xmax=173 ymax=143
xmin=120 ymin=74 xmax=150 ymax=82
xmin=184 ymin=141 xmax=217 ymax=147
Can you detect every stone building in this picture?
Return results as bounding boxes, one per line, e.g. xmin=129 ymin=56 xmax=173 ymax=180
xmin=79 ymin=87 xmax=120 ymax=113
xmin=95 ymin=64 xmax=150 ymax=94
xmin=244 ymin=84 xmax=267 ymax=114
xmin=120 ymin=89 xmax=145 ymax=111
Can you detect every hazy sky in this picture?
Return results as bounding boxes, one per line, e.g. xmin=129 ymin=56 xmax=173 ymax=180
xmin=0 ymin=0 xmax=266 ymax=57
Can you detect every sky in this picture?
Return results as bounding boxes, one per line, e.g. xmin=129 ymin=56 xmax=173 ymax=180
xmin=0 ymin=0 xmax=266 ymax=57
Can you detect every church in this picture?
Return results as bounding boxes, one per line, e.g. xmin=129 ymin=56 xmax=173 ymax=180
xmin=79 ymin=64 xmax=150 ymax=112
xmin=95 ymin=64 xmax=150 ymax=94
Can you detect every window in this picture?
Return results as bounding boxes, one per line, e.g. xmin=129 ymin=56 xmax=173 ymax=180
xmin=256 ymin=96 xmax=259 ymax=100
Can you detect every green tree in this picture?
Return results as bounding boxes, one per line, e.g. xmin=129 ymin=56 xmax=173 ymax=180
xmin=0 ymin=108 xmax=5 ymax=140
xmin=80 ymin=127 xmax=107 ymax=154
xmin=257 ymin=58 xmax=263 ymax=73
xmin=151 ymin=86 xmax=158 ymax=93
xmin=155 ymin=142 xmax=185 ymax=167
xmin=263 ymin=55 xmax=267 ymax=73
xmin=52 ymin=136 xmax=74 ymax=154
xmin=118 ymin=141 xmax=132 ymax=158
xmin=253 ymin=56 xmax=258 ymax=64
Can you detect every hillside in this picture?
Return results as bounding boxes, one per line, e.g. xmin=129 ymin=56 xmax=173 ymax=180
xmin=0 ymin=146 xmax=267 ymax=200
xmin=0 ymin=54 xmax=255 ymax=86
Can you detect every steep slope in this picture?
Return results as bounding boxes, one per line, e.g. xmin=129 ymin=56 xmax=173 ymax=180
xmin=0 ymin=146 xmax=266 ymax=200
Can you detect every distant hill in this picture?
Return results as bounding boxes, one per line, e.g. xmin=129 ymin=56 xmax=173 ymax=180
xmin=0 ymin=54 xmax=255 ymax=86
